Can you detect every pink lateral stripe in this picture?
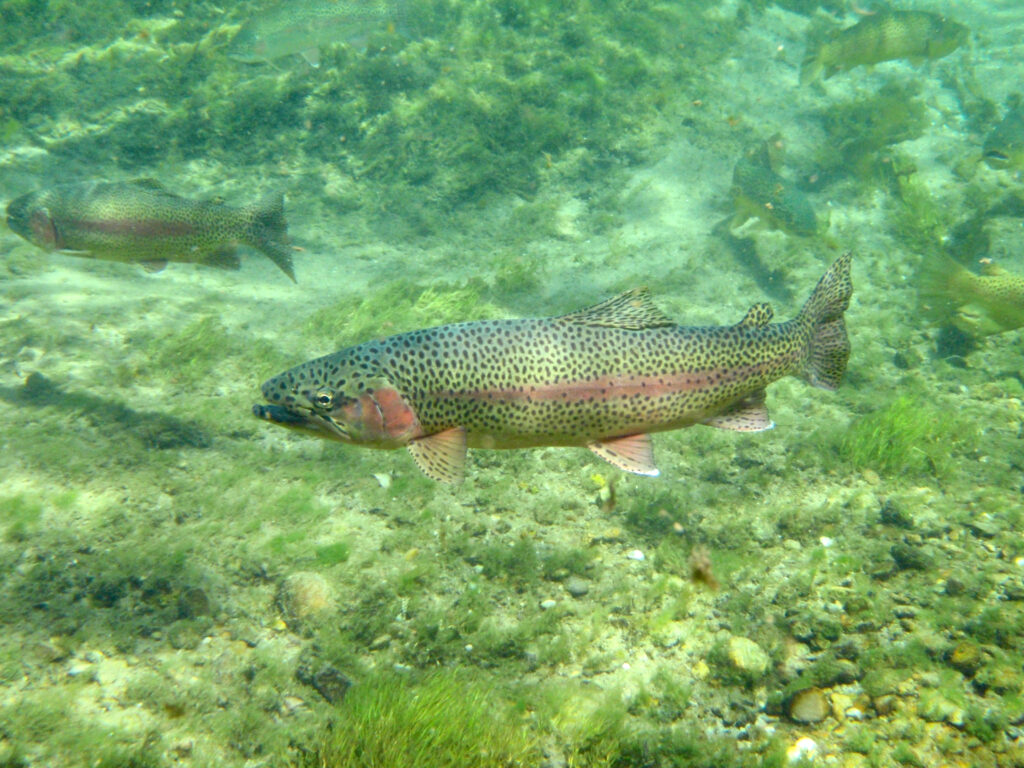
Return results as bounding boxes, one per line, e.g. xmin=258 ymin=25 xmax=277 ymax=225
xmin=75 ymin=219 xmax=197 ymax=237
xmin=430 ymin=359 xmax=793 ymax=403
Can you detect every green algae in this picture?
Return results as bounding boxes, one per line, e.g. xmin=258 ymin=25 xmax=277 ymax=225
xmin=815 ymin=81 xmax=929 ymax=185
xmin=837 ymin=395 xmax=975 ymax=476
xmin=318 ymin=670 xmax=540 ymax=768
xmin=304 ymin=279 xmax=504 ymax=347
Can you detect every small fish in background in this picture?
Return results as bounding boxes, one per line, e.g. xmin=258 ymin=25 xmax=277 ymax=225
xmin=800 ymin=10 xmax=968 ymax=85
xmin=227 ymin=0 xmax=408 ymax=67
xmin=920 ymin=255 xmax=1024 ymax=338
xmin=727 ymin=141 xmax=822 ymax=238
xmin=6 ymin=179 xmax=295 ymax=281
xmin=982 ymin=99 xmax=1024 ymax=173
xmin=254 ymin=255 xmax=852 ymax=482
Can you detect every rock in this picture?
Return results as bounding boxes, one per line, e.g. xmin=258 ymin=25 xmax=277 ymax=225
xmin=296 ymin=662 xmax=352 ymax=704
xmin=540 ymin=599 xmax=557 ymax=610
xmin=788 ymin=688 xmax=831 ymax=724
xmin=891 ymin=542 xmax=932 ymax=572
xmin=917 ymin=689 xmax=964 ymax=726
xmin=726 ymin=636 xmax=770 ymax=678
xmin=947 ymin=640 xmax=983 ymax=676
xmin=277 ymin=572 xmax=334 ymax=623
xmin=873 ymin=695 xmax=898 ymax=716
xmin=564 ymin=577 xmax=589 ymax=598
xmin=178 ymin=587 xmax=212 ymax=619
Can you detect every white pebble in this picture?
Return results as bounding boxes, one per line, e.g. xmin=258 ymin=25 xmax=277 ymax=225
xmin=787 ymin=737 xmax=818 ymax=763
xmin=540 ymin=599 xmax=557 ymax=610
xmin=627 ymin=549 xmax=645 ymax=561
xmin=373 ymin=473 xmax=392 ymax=489
xmin=819 ymin=536 xmax=834 ymax=547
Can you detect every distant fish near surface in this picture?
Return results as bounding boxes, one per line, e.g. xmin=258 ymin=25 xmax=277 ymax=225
xmin=982 ymin=104 xmax=1024 ymax=173
xmin=254 ymin=255 xmax=853 ymax=482
xmin=729 ymin=142 xmax=821 ymax=238
xmin=6 ymin=180 xmax=295 ymax=281
xmin=921 ymin=256 xmax=1024 ymax=338
xmin=800 ymin=10 xmax=968 ymax=85
xmin=228 ymin=0 xmax=407 ymax=66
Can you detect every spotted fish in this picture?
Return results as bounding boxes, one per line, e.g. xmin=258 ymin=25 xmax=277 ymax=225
xmin=800 ymin=11 xmax=967 ymax=85
xmin=6 ymin=179 xmax=295 ymax=281
xmin=254 ymin=254 xmax=853 ymax=482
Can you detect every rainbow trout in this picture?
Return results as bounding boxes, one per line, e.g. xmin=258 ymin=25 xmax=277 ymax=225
xmin=921 ymin=256 xmax=1024 ymax=338
xmin=730 ymin=142 xmax=821 ymax=237
xmin=800 ymin=11 xmax=967 ymax=85
xmin=227 ymin=0 xmax=407 ymax=66
xmin=5 ymin=179 xmax=295 ymax=281
xmin=982 ymin=104 xmax=1024 ymax=173
xmin=254 ymin=255 xmax=852 ymax=482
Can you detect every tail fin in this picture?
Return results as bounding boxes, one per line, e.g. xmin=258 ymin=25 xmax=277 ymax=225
xmin=796 ymin=252 xmax=852 ymax=390
xmin=246 ymin=193 xmax=296 ymax=282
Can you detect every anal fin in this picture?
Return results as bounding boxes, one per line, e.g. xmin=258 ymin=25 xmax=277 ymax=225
xmin=703 ymin=390 xmax=774 ymax=432
xmin=407 ymin=427 xmax=467 ymax=483
xmin=588 ymin=434 xmax=659 ymax=476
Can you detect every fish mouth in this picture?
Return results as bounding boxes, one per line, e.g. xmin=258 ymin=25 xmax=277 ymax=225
xmin=252 ymin=403 xmax=350 ymax=441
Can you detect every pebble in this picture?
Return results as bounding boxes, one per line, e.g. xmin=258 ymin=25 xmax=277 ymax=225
xmin=564 ymin=577 xmax=589 ymax=597
xmin=948 ymin=640 xmax=983 ymax=676
xmin=726 ymin=636 xmax=770 ymax=677
xmin=277 ymin=572 xmax=335 ymax=621
xmin=786 ymin=737 xmax=818 ymax=763
xmin=788 ymin=688 xmax=831 ymax=724
xmin=540 ymin=599 xmax=557 ymax=610
xmin=626 ymin=549 xmax=645 ymax=561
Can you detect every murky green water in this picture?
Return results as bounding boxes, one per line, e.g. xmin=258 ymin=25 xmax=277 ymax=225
xmin=1 ymin=0 xmax=1022 ymax=766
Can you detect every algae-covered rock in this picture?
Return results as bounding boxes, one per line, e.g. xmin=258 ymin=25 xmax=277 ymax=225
xmin=726 ymin=636 xmax=770 ymax=679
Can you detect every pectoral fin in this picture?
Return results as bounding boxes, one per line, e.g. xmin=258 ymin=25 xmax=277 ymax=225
xmin=588 ymin=434 xmax=659 ymax=476
xmin=407 ymin=427 xmax=467 ymax=483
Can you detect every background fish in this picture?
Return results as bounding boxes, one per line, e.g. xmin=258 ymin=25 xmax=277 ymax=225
xmin=920 ymin=256 xmax=1024 ymax=338
xmin=982 ymin=103 xmax=1024 ymax=172
xmin=255 ymin=255 xmax=852 ymax=482
xmin=729 ymin=142 xmax=821 ymax=237
xmin=227 ymin=0 xmax=407 ymax=66
xmin=800 ymin=11 xmax=968 ymax=85
xmin=6 ymin=179 xmax=295 ymax=281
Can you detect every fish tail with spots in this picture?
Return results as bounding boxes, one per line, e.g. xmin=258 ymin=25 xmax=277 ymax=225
xmin=794 ymin=251 xmax=853 ymax=389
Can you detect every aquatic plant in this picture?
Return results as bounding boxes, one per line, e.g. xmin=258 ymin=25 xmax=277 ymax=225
xmin=816 ymin=81 xmax=928 ymax=185
xmin=317 ymin=669 xmax=540 ymax=767
xmin=837 ymin=395 xmax=974 ymax=476
xmin=889 ymin=175 xmax=955 ymax=256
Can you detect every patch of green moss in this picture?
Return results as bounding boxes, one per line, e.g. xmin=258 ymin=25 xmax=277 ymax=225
xmin=0 ymin=494 xmax=43 ymax=543
xmin=304 ymin=279 xmax=504 ymax=348
xmin=816 ymin=81 xmax=928 ymax=185
xmin=889 ymin=175 xmax=956 ymax=256
xmin=317 ymin=669 xmax=541 ymax=768
xmin=837 ymin=395 xmax=975 ymax=477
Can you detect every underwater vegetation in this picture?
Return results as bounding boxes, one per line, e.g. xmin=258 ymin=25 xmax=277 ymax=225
xmin=815 ymin=81 xmax=928 ymax=187
xmin=837 ymin=394 xmax=977 ymax=476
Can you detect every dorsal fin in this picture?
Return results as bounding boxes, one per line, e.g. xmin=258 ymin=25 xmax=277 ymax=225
xmin=736 ymin=302 xmax=774 ymax=328
xmin=557 ymin=288 xmax=675 ymax=330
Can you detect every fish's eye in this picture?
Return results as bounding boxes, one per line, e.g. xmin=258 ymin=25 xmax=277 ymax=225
xmin=313 ymin=390 xmax=334 ymax=409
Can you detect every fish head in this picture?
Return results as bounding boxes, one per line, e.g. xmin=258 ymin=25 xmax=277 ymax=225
xmin=6 ymin=191 xmax=62 ymax=250
xmin=255 ymin=352 xmax=423 ymax=448
xmin=982 ymin=112 xmax=1024 ymax=172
